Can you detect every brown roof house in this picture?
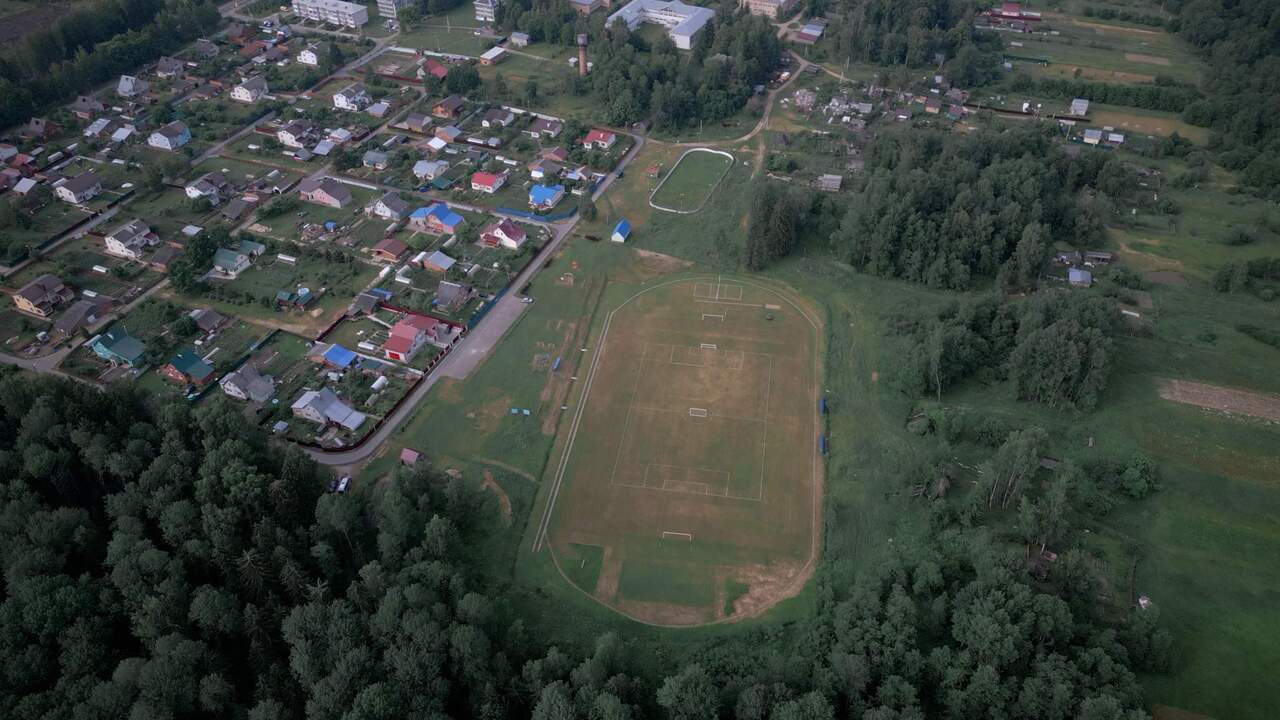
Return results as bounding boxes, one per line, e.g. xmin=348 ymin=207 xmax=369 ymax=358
xmin=55 ymin=172 xmax=102 ymax=204
xmin=432 ymin=95 xmax=465 ymax=119
xmin=298 ymin=176 xmax=352 ymax=209
xmin=12 ymin=274 xmax=75 ymax=317
xmin=52 ymin=296 xmax=115 ymax=340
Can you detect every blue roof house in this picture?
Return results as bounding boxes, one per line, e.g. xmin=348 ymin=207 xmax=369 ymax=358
xmin=410 ymin=203 xmax=465 ymax=234
xmin=611 ymin=218 xmax=631 ymax=243
xmin=91 ymin=326 xmax=146 ymax=367
xmin=528 ymin=183 xmax=565 ymax=210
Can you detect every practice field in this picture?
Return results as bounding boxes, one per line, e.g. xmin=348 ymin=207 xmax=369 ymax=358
xmin=649 ymin=149 xmax=735 ymax=214
xmin=534 ymin=275 xmax=823 ymax=625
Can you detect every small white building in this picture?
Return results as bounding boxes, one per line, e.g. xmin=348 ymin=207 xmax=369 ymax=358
xmin=333 ymin=83 xmax=372 ymax=111
xmin=104 ymin=219 xmax=158 ymax=260
xmin=232 ymin=76 xmax=269 ymax=103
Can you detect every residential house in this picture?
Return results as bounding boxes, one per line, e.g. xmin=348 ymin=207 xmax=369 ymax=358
xmin=422 ymin=250 xmax=456 ymax=273
xmin=220 ymin=363 xmax=276 ymax=402
xmin=0 ymin=143 xmax=16 ymax=163
xmin=528 ymin=183 xmax=564 ymax=210
xmin=740 ymin=0 xmax=795 ymax=20
xmin=162 ymin=351 xmax=216 ymax=387
xmin=526 ymin=117 xmax=563 ymax=139
xmin=148 ymin=245 xmax=182 ymax=272
xmin=70 ymin=95 xmax=105 ymax=120
xmin=528 ymin=158 xmax=562 ymax=181
xmin=1070 ymin=98 xmax=1090 ymax=116
xmin=480 ymin=218 xmax=527 ymax=249
xmin=434 ymin=280 xmax=474 ymax=310
xmin=372 ymin=236 xmax=409 ymax=261
xmin=362 ymin=150 xmax=389 ymax=170
xmin=401 ymin=112 xmax=431 ymax=133
xmin=117 ymin=75 xmax=149 ymax=98
xmin=434 ymin=125 xmax=462 ymax=143
xmin=275 ymin=287 xmax=315 ymax=309
xmin=409 ymin=203 xmax=465 ymax=234
xmin=382 ymin=313 xmax=439 ymax=361
xmin=368 ymin=100 xmax=391 ymax=119
xmin=212 ymin=248 xmax=252 ymax=277
xmin=291 ymin=387 xmax=366 ymax=431
xmin=1084 ymin=250 xmax=1113 ymax=264
xmin=814 ymin=174 xmax=842 ymax=192
xmin=371 ymin=191 xmax=410 ymax=220
xmin=90 ymin=326 xmax=145 ymax=366
xmin=231 ymin=76 xmax=269 ymax=103
xmin=1083 ymin=128 xmax=1103 ymax=145
xmin=419 ymin=58 xmax=449 ymax=81
xmin=543 ymin=146 xmax=569 ymax=163
xmin=277 ymin=120 xmax=316 ymax=148
xmin=298 ymin=176 xmax=352 ymax=208
xmin=290 ymin=0 xmax=369 ymax=28
xmin=432 ymin=95 xmax=465 ymax=119
xmin=1068 ymin=268 xmax=1093 ymax=287
xmin=333 ymin=83 xmax=372 ymax=111
xmin=155 ymin=56 xmax=186 ymax=78
xmin=104 ymin=219 xmax=159 ymax=260
xmin=582 ymin=128 xmax=617 ymax=150
xmin=194 ymin=38 xmax=220 ymax=57
xmin=84 ymin=118 xmax=113 ymax=139
xmin=924 ymin=97 xmax=941 ymax=114
xmin=470 ymin=171 xmax=505 ymax=194
xmin=185 ymin=171 xmax=231 ymax=205
xmin=19 ymin=117 xmax=56 ymax=141
xmin=12 ymin=274 xmax=74 ymax=317
xmin=611 ymin=218 xmax=631 ymax=243
xmin=52 ymin=296 xmax=114 ymax=340
xmin=412 ymin=159 xmax=449 ymax=180
xmin=190 ymin=308 xmax=228 ymax=334
xmin=225 ymin=22 xmax=256 ymax=45
xmin=298 ymin=42 xmax=329 ymax=66
xmin=509 ymin=31 xmax=530 ymax=47
xmin=55 ymin=172 xmax=102 ymax=204
xmin=13 ymin=178 xmax=38 ymax=196
xmin=148 ymin=121 xmax=192 ymax=151
xmin=482 ymin=108 xmax=515 ymax=129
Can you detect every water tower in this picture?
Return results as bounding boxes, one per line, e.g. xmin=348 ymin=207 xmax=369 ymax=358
xmin=577 ymin=34 xmax=589 ymax=77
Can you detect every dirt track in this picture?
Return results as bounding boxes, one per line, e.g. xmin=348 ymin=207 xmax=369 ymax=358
xmin=1159 ymin=379 xmax=1280 ymax=422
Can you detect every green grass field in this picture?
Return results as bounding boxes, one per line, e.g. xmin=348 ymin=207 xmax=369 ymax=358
xmin=648 ymin=149 xmax=736 ymax=214
xmin=538 ymin=275 xmax=821 ymax=625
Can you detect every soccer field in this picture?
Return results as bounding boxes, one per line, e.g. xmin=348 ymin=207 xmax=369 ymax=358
xmin=535 ymin=275 xmax=823 ymax=625
xmin=649 ymin=149 xmax=735 ymax=214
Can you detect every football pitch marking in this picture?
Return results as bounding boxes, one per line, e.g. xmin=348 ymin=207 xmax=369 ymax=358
xmin=533 ymin=275 xmax=826 ymax=629
xmin=702 ymin=313 xmax=725 ymax=321
xmin=662 ymin=531 xmax=693 ymax=541
xmin=688 ymin=407 xmax=708 ymax=417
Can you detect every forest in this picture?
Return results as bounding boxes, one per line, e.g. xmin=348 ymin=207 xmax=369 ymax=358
xmin=0 ymin=0 xmax=220 ymax=129
xmin=0 ymin=364 xmax=1170 ymax=719
xmin=1174 ymin=0 xmax=1280 ymax=196
xmin=828 ymin=125 xmax=1129 ymax=290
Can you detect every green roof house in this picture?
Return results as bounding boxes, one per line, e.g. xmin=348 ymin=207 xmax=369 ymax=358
xmin=90 ymin=326 xmax=146 ymax=367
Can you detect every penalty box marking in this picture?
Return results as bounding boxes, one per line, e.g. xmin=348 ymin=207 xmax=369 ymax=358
xmin=662 ymin=531 xmax=693 ymax=541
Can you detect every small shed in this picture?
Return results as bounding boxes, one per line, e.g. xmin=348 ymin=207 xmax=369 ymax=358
xmin=611 ymin=218 xmax=631 ymax=243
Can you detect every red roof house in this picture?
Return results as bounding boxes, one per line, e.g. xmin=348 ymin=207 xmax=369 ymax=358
xmin=470 ymin=171 xmax=506 ymax=194
xmin=383 ymin=314 xmax=439 ymax=362
xmin=480 ymin=218 xmax=527 ymax=249
xmin=582 ymin=128 xmax=617 ymax=150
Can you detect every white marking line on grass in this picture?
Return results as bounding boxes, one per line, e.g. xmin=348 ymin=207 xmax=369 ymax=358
xmin=702 ymin=313 xmax=725 ymax=321
xmin=662 ymin=531 xmax=693 ymax=541
xmin=695 ymin=298 xmax=765 ymax=308
xmin=688 ymin=407 xmax=708 ymax=417
xmin=606 ymin=342 xmax=650 ymax=492
xmin=700 ymin=343 xmax=717 ymax=350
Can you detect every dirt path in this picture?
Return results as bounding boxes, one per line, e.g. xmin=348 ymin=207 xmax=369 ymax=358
xmin=1159 ymin=379 xmax=1280 ymax=423
xmin=481 ymin=470 xmax=513 ymax=523
xmin=476 ymin=457 xmax=537 ymax=483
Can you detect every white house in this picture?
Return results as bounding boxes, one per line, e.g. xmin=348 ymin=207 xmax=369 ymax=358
xmin=116 ymin=75 xmax=149 ymax=98
xmin=231 ymin=76 xmax=269 ymax=103
xmin=212 ymin=248 xmax=252 ymax=278
xmin=185 ymin=172 xmax=230 ymax=205
xmin=55 ymin=172 xmax=102 ymax=204
xmin=297 ymin=43 xmax=328 ymax=66
xmin=147 ymin=121 xmax=191 ymax=151
xmin=291 ymin=387 xmax=366 ymax=430
xmin=412 ymin=159 xmax=450 ymax=180
xmin=277 ymin=120 xmax=316 ymax=148
xmin=333 ymin=83 xmax=372 ymax=111
xmin=606 ymin=0 xmax=714 ymax=50
xmin=480 ymin=218 xmax=528 ymax=249
xmin=104 ymin=219 xmax=159 ymax=260
xmin=220 ymin=364 xmax=276 ymax=403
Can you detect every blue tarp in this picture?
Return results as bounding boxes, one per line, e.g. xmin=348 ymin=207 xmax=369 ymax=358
xmin=612 ymin=218 xmax=631 ymax=241
xmin=323 ymin=344 xmax=356 ymax=368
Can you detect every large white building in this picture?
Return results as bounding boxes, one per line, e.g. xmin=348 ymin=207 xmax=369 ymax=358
xmin=473 ymin=0 xmax=502 ymax=23
xmin=607 ymin=0 xmax=714 ymax=50
xmin=292 ymin=0 xmax=368 ymax=28
xmin=377 ymin=0 xmax=412 ymax=17
xmin=740 ymin=0 xmax=795 ymax=19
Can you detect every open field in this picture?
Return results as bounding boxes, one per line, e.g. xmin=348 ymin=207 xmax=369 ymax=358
xmin=1007 ymin=31 xmax=1200 ymax=85
xmin=649 ymin=149 xmax=735 ymax=214
xmin=538 ymin=275 xmax=822 ymax=625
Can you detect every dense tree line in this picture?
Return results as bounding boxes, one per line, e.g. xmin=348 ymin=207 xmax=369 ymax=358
xmin=830 ymin=126 xmax=1129 ymax=290
xmin=583 ymin=7 xmax=781 ymax=129
xmin=1212 ymin=256 xmax=1280 ymax=300
xmin=1081 ymin=5 xmax=1173 ymax=29
xmin=1174 ymin=0 xmax=1280 ymax=196
xmin=895 ymin=290 xmax=1118 ymax=411
xmin=1008 ymin=75 xmax=1201 ymax=114
xmin=0 ymin=0 xmax=220 ymax=130
xmin=0 ymin=363 xmax=1167 ymax=718
xmin=823 ymin=0 xmax=983 ymax=68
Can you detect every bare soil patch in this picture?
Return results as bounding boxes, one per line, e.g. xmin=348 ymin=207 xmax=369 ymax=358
xmin=434 ymin=377 xmax=463 ymax=402
xmin=1159 ymin=379 xmax=1280 ymax=423
xmin=0 ymin=5 xmax=74 ymax=42
xmin=727 ymin=559 xmax=806 ymax=619
xmin=1125 ymin=52 xmax=1171 ymax=65
xmin=1147 ymin=270 xmax=1187 ymax=285
xmin=467 ymin=393 xmax=514 ymax=435
xmin=627 ymin=249 xmax=693 ymax=282
xmin=481 ymin=470 xmax=512 ymax=523
xmin=1151 ymin=705 xmax=1216 ymax=720
xmin=615 ymin=597 xmax=714 ymax=625
xmin=593 ymin=547 xmax=621 ymax=602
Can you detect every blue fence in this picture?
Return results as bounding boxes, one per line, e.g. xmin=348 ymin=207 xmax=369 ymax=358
xmin=467 ymin=285 xmax=509 ymax=329
xmin=496 ymin=206 xmax=578 ymax=222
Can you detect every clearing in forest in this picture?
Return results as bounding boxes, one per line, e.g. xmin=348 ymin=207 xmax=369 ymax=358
xmin=534 ymin=275 xmax=823 ymax=626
